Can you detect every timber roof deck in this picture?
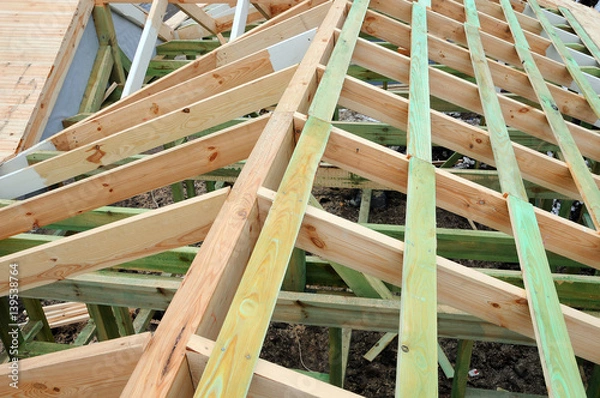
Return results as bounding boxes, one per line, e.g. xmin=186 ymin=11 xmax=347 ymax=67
xmin=0 ymin=0 xmax=92 ymax=163
xmin=0 ymin=0 xmax=599 ymax=396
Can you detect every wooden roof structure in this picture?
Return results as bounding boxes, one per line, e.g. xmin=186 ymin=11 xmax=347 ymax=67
xmin=0 ymin=0 xmax=599 ymax=396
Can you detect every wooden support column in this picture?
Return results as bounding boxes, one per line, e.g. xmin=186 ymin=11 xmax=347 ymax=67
xmin=451 ymin=340 xmax=475 ymax=398
xmin=22 ymin=298 xmax=53 ymax=343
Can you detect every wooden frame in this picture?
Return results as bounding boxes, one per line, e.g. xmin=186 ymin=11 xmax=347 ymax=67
xmin=1 ymin=0 xmax=599 ymax=396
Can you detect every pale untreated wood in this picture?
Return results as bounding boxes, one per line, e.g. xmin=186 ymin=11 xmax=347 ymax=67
xmin=0 ymin=116 xmax=267 ymax=241
xmin=0 ymin=333 xmax=151 ymax=397
xmin=0 ymin=0 xmax=93 ymax=162
xmin=0 ymin=67 xmax=293 ymax=200
xmin=195 ymin=1 xmax=368 ymax=394
xmin=0 ymin=188 xmax=228 ymax=296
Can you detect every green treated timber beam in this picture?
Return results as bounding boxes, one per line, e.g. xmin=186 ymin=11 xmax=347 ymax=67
xmin=22 ymin=276 xmax=539 ymax=346
xmin=79 ymin=45 xmax=114 ymax=114
xmin=530 ymin=0 xmax=600 ymax=121
xmin=501 ymin=0 xmax=600 ymax=230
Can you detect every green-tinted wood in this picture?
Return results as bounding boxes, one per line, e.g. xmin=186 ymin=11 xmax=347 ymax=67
xmin=501 ymin=0 xmax=600 ymax=230
xmin=133 ymin=309 xmax=155 ymax=334
xmin=406 ymin=2 xmax=431 ymax=161
xmin=113 ymin=306 xmax=134 ymax=337
xmin=507 ymin=194 xmax=585 ymax=396
xmin=451 ymin=340 xmax=474 ymax=398
xmin=307 ymin=0 xmax=370 ymax=121
xmin=464 ymin=388 xmax=547 ymax=397
xmin=397 ymin=157 xmax=438 ymax=397
xmin=329 ymin=327 xmax=344 ymax=387
xmin=17 ymin=341 xmax=72 ymax=358
xmin=529 ymin=0 xmax=600 ymax=121
xmin=282 ymin=248 xmax=307 ymax=292
xmin=86 ymin=304 xmax=120 ymax=341
xmin=195 ymin=116 xmax=334 ymax=396
xmin=73 ymin=320 xmax=96 ymax=345
xmin=93 ymin=5 xmax=126 ymax=84
xmin=438 ymin=344 xmax=455 ymax=379
xmin=587 ymin=364 xmax=600 ymax=398
xmin=79 ymin=45 xmax=113 ymax=114
xmin=463 ymin=5 xmax=527 ymax=200
xmin=22 ymin=298 xmax=53 ymax=342
xmin=0 ymin=297 xmax=23 ymax=361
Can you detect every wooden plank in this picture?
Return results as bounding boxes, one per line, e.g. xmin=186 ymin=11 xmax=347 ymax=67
xmin=451 ymin=340 xmax=475 ymax=398
xmin=79 ymin=45 xmax=114 ymax=114
xmin=500 ymin=0 xmax=600 ymax=230
xmin=20 ymin=0 xmax=95 ymax=152
xmin=319 ymin=121 xmax=600 ymax=269
xmin=121 ymin=2 xmax=347 ymax=396
xmin=0 ymin=332 xmax=151 ymax=397
xmin=396 ymin=1 xmax=438 ymax=394
xmin=0 ymin=0 xmax=93 ymax=162
xmin=558 ymin=7 xmax=600 ymax=64
xmin=194 ymin=1 xmax=369 ymax=394
xmin=0 ymin=115 xmax=265 ymax=241
xmin=368 ymin=0 xmax=587 ymax=105
xmin=333 ymin=67 xmax=600 ymax=202
xmin=0 ymin=67 xmax=292 ymax=200
xmin=350 ymin=36 xmax=600 ymax=163
xmin=186 ymin=334 xmax=362 ymax=397
xmin=0 ymin=188 xmax=228 ymax=296
xmin=429 ymin=0 xmax=552 ymax=55
xmin=121 ymin=0 xmax=168 ymax=97
xmin=507 ymin=195 xmax=585 ymax=395
xmin=177 ymin=3 xmax=218 ymax=34
xmin=529 ymin=0 xmax=600 ymax=120
xmin=462 ymin=7 xmax=527 ymax=199
xmin=397 ymin=159 xmax=438 ymax=397
xmin=257 ymin=188 xmax=600 ymax=365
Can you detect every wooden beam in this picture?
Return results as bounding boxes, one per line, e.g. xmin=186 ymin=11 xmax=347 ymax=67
xmin=0 ymin=332 xmax=151 ymax=396
xmin=316 ymin=117 xmax=600 ymax=269
xmin=396 ymin=0 xmax=438 ymax=394
xmin=18 ymin=0 xmax=95 ymax=153
xmin=500 ymin=0 xmax=600 ymax=230
xmin=0 ymin=115 xmax=267 ymax=241
xmin=332 ymin=61 xmax=600 ymax=201
xmin=195 ymin=1 xmax=369 ymax=394
xmin=361 ymin=7 xmax=600 ymax=127
xmin=186 ymin=334 xmax=362 ymax=397
xmin=121 ymin=2 xmax=345 ymax=396
xmin=0 ymin=67 xmax=291 ymax=200
xmin=0 ymin=188 xmax=228 ymax=296
xmin=177 ymin=3 xmax=219 ymax=34
xmin=257 ymin=188 xmax=600 ymax=365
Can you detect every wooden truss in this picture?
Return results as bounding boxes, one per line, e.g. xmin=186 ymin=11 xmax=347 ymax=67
xmin=0 ymin=0 xmax=599 ymax=396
